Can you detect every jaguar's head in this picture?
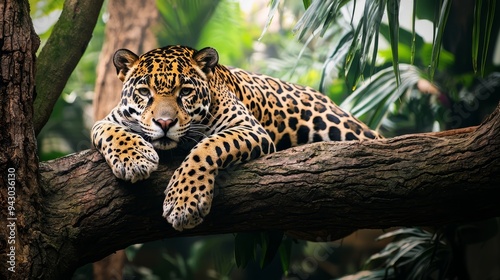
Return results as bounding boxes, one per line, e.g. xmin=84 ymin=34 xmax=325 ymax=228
xmin=113 ymin=45 xmax=219 ymax=150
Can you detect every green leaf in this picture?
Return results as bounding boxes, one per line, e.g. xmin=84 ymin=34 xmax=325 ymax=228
xmin=294 ymin=0 xmax=349 ymax=40
xmin=411 ymin=0 xmax=417 ymax=65
xmin=196 ymin=0 xmax=253 ymax=65
xmin=320 ymin=28 xmax=354 ymax=92
xmin=376 ymin=228 xmax=431 ymax=240
xmin=386 ymin=0 xmax=400 ymax=85
xmin=339 ymin=0 xmax=386 ymax=89
xmin=341 ymin=64 xmax=423 ymax=128
xmin=420 ymin=43 xmax=455 ymax=71
xmin=472 ymin=0 xmax=482 ymax=74
xmin=481 ymin=0 xmax=496 ymax=76
xmin=156 ymin=0 xmax=220 ymax=47
xmin=234 ymin=233 xmax=256 ymax=268
xmin=259 ymin=0 xmax=281 ymax=40
xmin=355 ymin=0 xmax=384 ymax=77
xmin=29 ymin=0 xmax=64 ymax=19
xmin=362 ymin=227 xmax=446 ymax=279
xmin=302 ymin=0 xmax=312 ymax=9
xmin=278 ymin=237 xmax=293 ymax=274
xmin=259 ymin=231 xmax=284 ymax=268
xmin=345 ymin=50 xmax=362 ymax=92
xmin=124 ymin=244 xmax=143 ymax=261
xmin=471 ymin=0 xmax=497 ymax=76
xmin=234 ymin=231 xmax=286 ymax=269
xmin=429 ymin=0 xmax=452 ymax=80
xmin=414 ymin=0 xmax=439 ymax=21
xmin=378 ymin=23 xmax=425 ymax=62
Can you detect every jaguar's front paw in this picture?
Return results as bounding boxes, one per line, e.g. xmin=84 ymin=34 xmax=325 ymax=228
xmin=162 ymin=171 xmax=214 ymax=231
xmin=104 ymin=135 xmax=159 ymax=183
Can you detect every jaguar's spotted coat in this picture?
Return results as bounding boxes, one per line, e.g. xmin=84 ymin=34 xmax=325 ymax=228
xmin=91 ymin=45 xmax=381 ymax=231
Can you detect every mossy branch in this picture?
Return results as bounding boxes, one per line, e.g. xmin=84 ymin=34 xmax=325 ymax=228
xmin=33 ymin=0 xmax=104 ymax=135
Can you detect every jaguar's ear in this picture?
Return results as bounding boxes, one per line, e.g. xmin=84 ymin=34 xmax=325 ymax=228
xmin=113 ymin=49 xmax=139 ymax=82
xmin=193 ymin=47 xmax=219 ymax=76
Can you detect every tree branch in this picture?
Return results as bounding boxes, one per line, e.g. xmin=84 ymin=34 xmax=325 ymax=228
xmin=38 ymin=104 xmax=500 ymax=279
xmin=33 ymin=0 xmax=104 ymax=135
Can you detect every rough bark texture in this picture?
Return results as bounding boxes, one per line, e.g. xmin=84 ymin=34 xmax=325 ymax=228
xmin=0 ymin=0 xmax=40 ymax=279
xmin=33 ymin=0 xmax=104 ymax=135
xmin=33 ymin=104 xmax=500 ymax=278
xmin=92 ymin=0 xmax=158 ymax=121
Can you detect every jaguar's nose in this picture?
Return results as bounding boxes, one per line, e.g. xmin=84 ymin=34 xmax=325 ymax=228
xmin=153 ymin=118 xmax=177 ymax=132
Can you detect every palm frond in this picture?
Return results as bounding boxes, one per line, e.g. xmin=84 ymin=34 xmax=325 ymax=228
xmin=259 ymin=0 xmax=281 ymax=40
xmin=429 ymin=0 xmax=452 ymax=80
xmin=410 ymin=0 xmax=417 ymax=65
xmin=293 ymin=1 xmax=387 ymax=89
xmin=480 ymin=0 xmax=496 ymax=75
xmin=340 ymin=64 xmax=423 ymax=128
xmin=386 ymin=0 xmax=400 ymax=85
xmin=196 ymin=0 xmax=253 ymax=65
xmin=155 ymin=0 xmax=220 ymax=46
xmin=293 ymin=0 xmax=350 ymax=39
xmin=357 ymin=228 xmax=451 ymax=280
xmin=472 ymin=0 xmax=497 ymax=76
xmin=319 ymin=23 xmax=354 ymax=92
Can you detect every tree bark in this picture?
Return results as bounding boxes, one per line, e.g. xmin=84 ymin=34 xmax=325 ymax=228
xmin=29 ymin=102 xmax=500 ymax=278
xmin=0 ymin=0 xmax=41 ymax=279
xmin=92 ymin=0 xmax=158 ymax=121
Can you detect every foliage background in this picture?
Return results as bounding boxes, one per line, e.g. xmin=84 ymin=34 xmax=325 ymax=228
xmin=30 ymin=0 xmax=500 ymax=279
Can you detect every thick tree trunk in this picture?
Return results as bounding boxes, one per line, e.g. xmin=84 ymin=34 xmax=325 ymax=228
xmin=0 ymin=0 xmax=41 ymax=279
xmin=31 ymin=103 xmax=500 ymax=278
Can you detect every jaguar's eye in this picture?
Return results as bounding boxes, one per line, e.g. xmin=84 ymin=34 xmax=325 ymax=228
xmin=179 ymin=87 xmax=193 ymax=96
xmin=137 ymin=87 xmax=150 ymax=96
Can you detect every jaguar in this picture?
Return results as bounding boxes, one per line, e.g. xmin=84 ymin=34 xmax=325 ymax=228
xmin=91 ymin=45 xmax=382 ymax=231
